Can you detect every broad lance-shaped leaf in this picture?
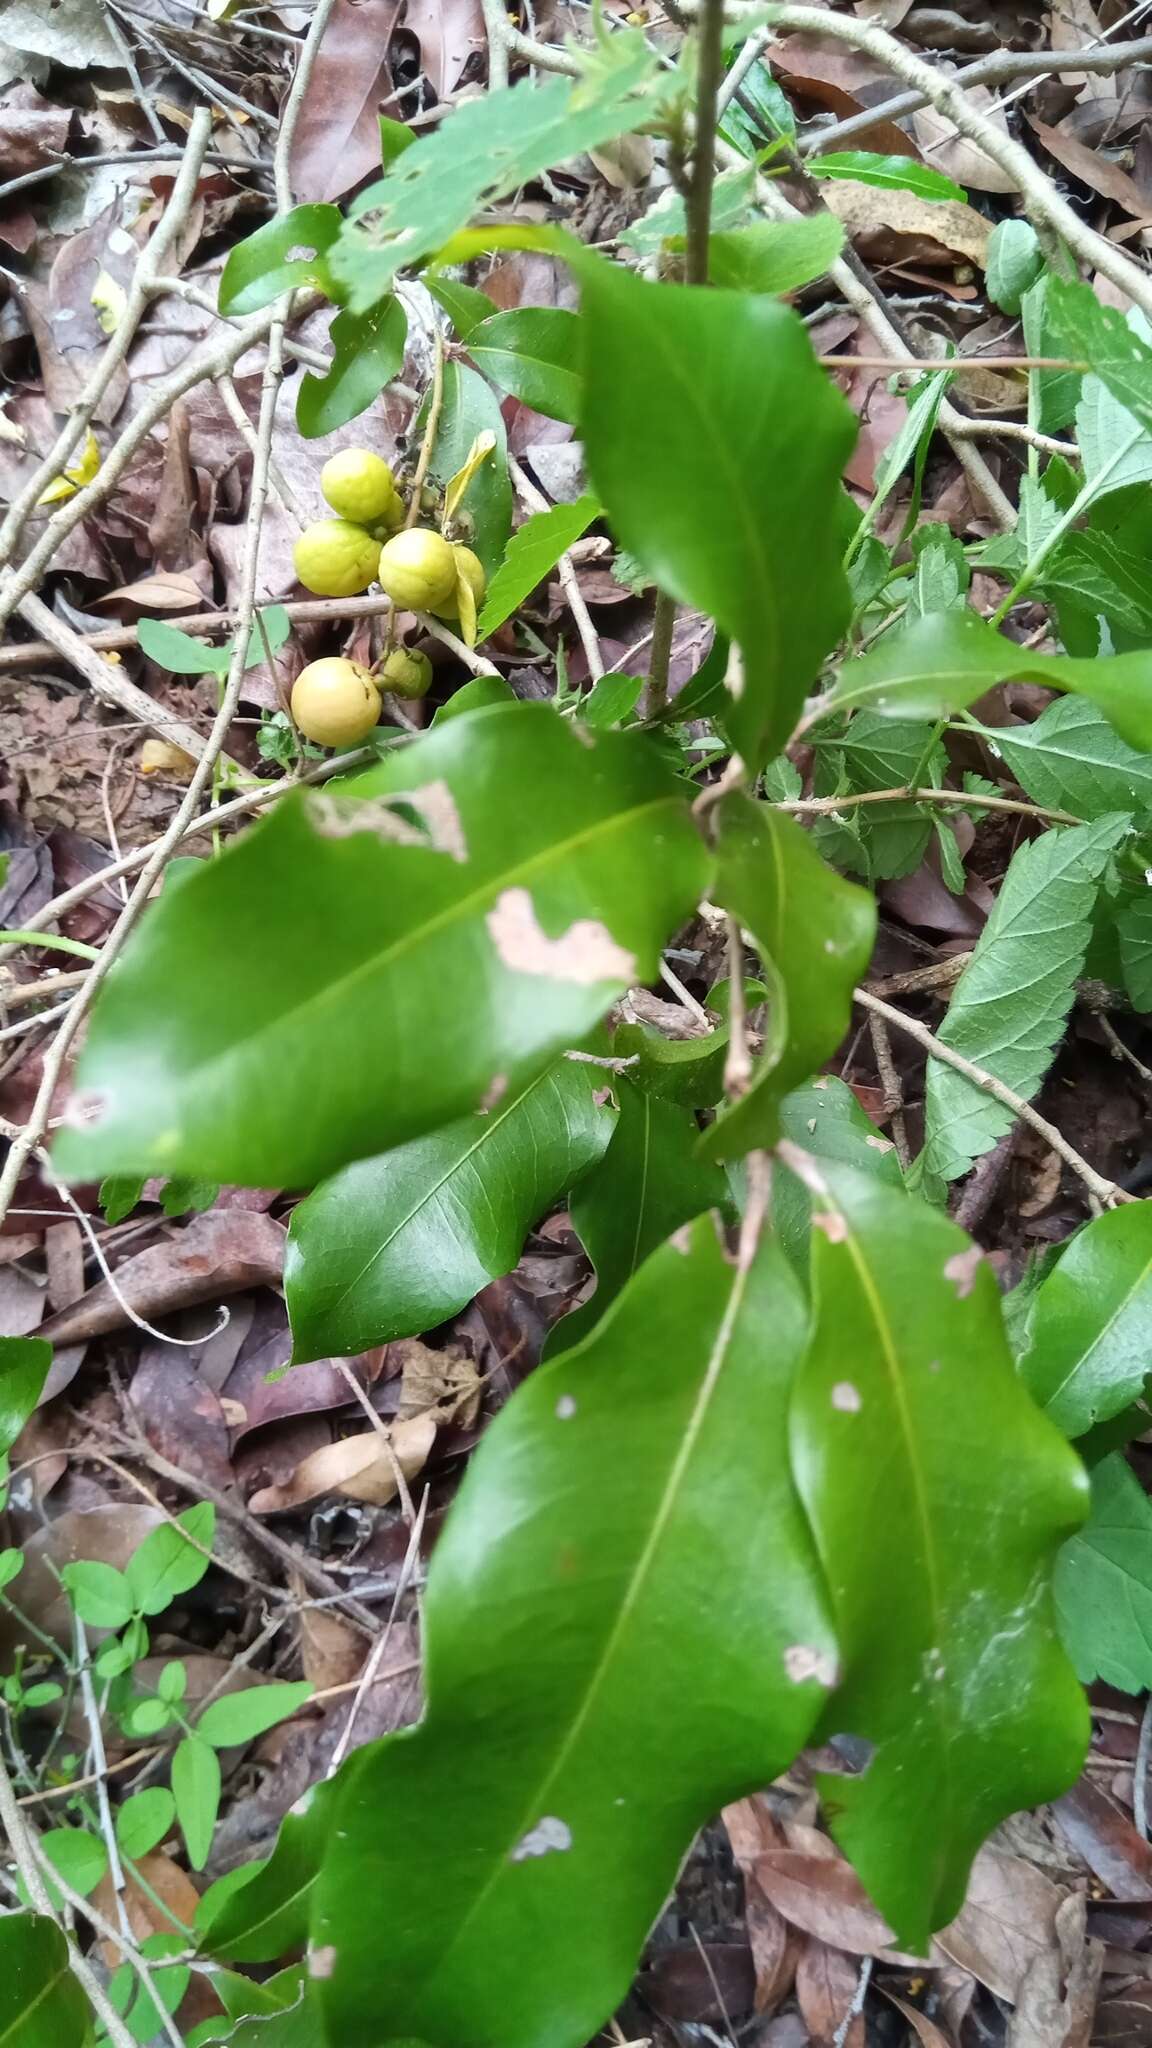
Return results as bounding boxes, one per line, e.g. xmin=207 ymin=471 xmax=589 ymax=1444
xmin=51 ymin=704 xmax=708 ymax=1190
xmin=1055 ymin=1452 xmax=1152 ymax=1693
xmin=578 ymin=262 xmax=857 ymax=770
xmin=782 ymin=1152 xmax=1090 ymax=1950
xmin=312 ymin=1219 xmax=836 ymax=2048
xmin=547 ymin=1080 xmax=728 ymax=1354
xmin=1019 ymin=1205 xmax=1152 ymax=1438
xmin=1 ymin=1336 xmax=50 ymax=1459
xmin=917 ymin=814 xmax=1128 ymax=1185
xmin=701 ymin=795 xmax=876 ymax=1159
xmin=830 ymin=607 xmax=1152 ymax=754
xmin=286 ymin=1056 xmax=615 ymax=1364
xmin=478 ymin=495 xmax=599 ymax=640
xmin=0 ymin=1913 xmax=90 ymax=2044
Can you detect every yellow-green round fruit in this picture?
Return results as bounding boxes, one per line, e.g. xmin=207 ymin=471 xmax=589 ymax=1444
xmin=379 ymin=648 xmax=433 ymax=699
xmin=320 ymin=449 xmax=403 ymax=529
xmin=376 ymin=528 xmax=458 ymax=611
xmin=432 ymin=542 xmax=486 ymax=619
xmin=291 ymin=658 xmax=381 ymax=747
xmin=293 ymin=519 xmax=381 ymax=598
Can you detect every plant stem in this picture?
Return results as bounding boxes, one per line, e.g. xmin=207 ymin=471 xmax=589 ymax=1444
xmin=407 ymin=326 xmax=446 ymax=530
xmin=646 ymin=592 xmax=676 ymax=716
xmin=686 ymin=0 xmax=725 ymax=286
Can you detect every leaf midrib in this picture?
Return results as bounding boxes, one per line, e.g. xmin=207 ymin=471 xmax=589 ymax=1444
xmin=1034 ymin=1248 xmax=1152 ymax=1420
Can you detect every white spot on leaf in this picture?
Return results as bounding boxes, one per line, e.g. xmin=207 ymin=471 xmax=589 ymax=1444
xmin=478 ymin=1074 xmax=508 ymax=1115
xmin=831 ymin=1381 xmax=862 ymax=1413
xmin=943 ymin=1246 xmax=982 ymax=1299
xmin=487 ymin=888 xmax=636 ymax=986
xmin=308 ymin=1945 xmax=337 ymax=1980
xmin=511 ymin=1815 xmax=572 ymax=1862
xmin=865 ymin=1135 xmax=894 ymax=1153
xmin=670 ymin=1223 xmax=694 ymax=1255
xmin=783 ymin=1644 xmax=838 ymax=1687
xmin=285 ymin=243 xmax=319 ymax=263
xmin=555 ymin=1395 xmax=577 ymax=1420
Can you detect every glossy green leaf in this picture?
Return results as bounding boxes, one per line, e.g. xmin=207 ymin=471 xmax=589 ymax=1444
xmin=52 ymin=704 xmax=708 ymax=1190
xmin=313 ymin=1218 xmax=836 ymax=2048
xmin=425 ymin=362 xmax=511 ymax=577
xmin=116 ymin=1788 xmax=176 ymax=1860
xmin=986 ymin=219 xmax=1045 ymax=316
xmin=702 ymin=795 xmax=876 ymax=1158
xmin=329 ymin=50 xmax=657 ymax=312
xmin=468 ymin=309 xmax=581 ymax=423
xmin=1019 ymin=1205 xmax=1152 ymax=1437
xmin=173 ymin=1737 xmax=221 ymax=1872
xmin=0 ymin=1337 xmax=49 ymax=1460
xmin=1055 ymin=1452 xmax=1152 ymax=1691
xmin=432 ymin=675 xmax=516 ymax=723
xmin=426 ymin=273 xmax=494 ymax=340
xmin=705 ymin=215 xmax=844 ymax=295
xmin=0 ymin=1915 xmax=89 ymax=2046
xmin=579 ymin=673 xmax=643 ymax=729
xmin=549 ymin=1080 xmax=728 ymax=1352
xmin=296 ymin=297 xmax=408 ymax=439
xmin=125 ymin=1504 xmax=214 ymax=1614
xmin=831 ymin=606 xmax=1152 ymax=754
xmin=917 ymin=815 xmax=1128 ymax=1184
xmin=477 ymin=496 xmax=599 ymax=640
xmin=197 ymin=1782 xmax=335 ymax=1964
xmin=970 ymin=695 xmax=1152 ymax=821
xmin=808 ymin=152 xmax=963 ymax=202
xmin=60 ymin=1559 xmax=134 ymax=1631
xmin=773 ymin=1076 xmax=902 ymax=1276
xmin=579 ymin=262 xmax=857 ymax=770
xmin=188 ymin=1967 xmax=314 ymax=2047
xmin=286 ymin=1057 xmax=614 ymax=1363
xmin=218 ymin=204 xmax=342 ymax=317
xmin=784 ymin=1153 xmax=1090 ymax=1950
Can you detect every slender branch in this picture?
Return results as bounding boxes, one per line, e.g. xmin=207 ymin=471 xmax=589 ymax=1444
xmin=481 ymin=0 xmax=511 ymax=89
xmin=686 ymin=0 xmax=726 ymax=285
xmin=778 ymin=785 xmax=1082 ymax=826
xmin=508 ymin=455 xmax=603 ymax=679
xmin=407 ymin=327 xmax=446 ymax=529
xmin=646 ymin=592 xmax=676 ymax=716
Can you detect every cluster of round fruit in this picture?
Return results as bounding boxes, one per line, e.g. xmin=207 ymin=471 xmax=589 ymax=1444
xmin=288 ymin=447 xmax=487 ymax=749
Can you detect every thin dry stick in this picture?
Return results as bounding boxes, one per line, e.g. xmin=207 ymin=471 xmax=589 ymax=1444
xmin=328 ymin=1487 xmax=429 ymax=1777
xmin=481 ymin=0 xmax=512 ymax=88
xmin=778 ymin=785 xmax=1082 ymax=827
xmin=73 ymin=1612 xmax=131 ymax=1938
xmin=1135 ymin=1691 xmax=1152 ymax=1840
xmin=405 ymin=326 xmax=446 ymax=529
xmin=866 ymin=1010 xmax=911 ymax=1170
xmin=853 ymin=985 xmax=1129 ymax=1209
xmin=508 ymin=454 xmax=603 ymax=679
xmin=723 ymin=916 xmax=753 ymax=1098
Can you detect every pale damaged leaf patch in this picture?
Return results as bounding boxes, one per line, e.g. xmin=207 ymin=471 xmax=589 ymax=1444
xmin=510 ymin=1816 xmax=573 ymax=1862
xmin=487 ymin=887 xmax=637 ymax=986
xmin=784 ymin=1644 xmax=839 ymax=1687
xmin=307 ymin=782 xmax=468 ymax=861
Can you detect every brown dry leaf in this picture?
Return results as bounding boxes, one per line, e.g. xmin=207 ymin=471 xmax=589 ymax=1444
xmin=737 ymin=1843 xmax=923 ymax=1963
xmin=95 ymin=1849 xmax=200 ymax=1961
xmin=912 ymin=87 xmax=1019 ymax=192
xmin=795 ymin=1935 xmax=864 ymax=2048
xmin=1055 ymin=1782 xmax=1152 ymax=1903
xmin=723 ymin=1798 xmax=801 ymax=2012
xmin=403 ymin=0 xmax=484 ymax=97
xmin=1005 ymin=1892 xmax=1102 ymax=2048
xmin=287 ymin=0 xmax=400 ymax=202
xmin=248 ymin=1411 xmax=436 ymax=1513
xmin=44 ymin=1219 xmax=84 ymax=1311
xmin=0 ymin=1260 xmax=46 ymax=1336
xmin=934 ymin=1847 xmax=1064 ymax=2002
xmin=0 ymin=85 xmax=73 ymax=174
xmin=1027 ymin=114 xmax=1152 ymax=218
xmin=293 ymin=1575 xmax=364 ymax=1691
xmin=37 ymin=1211 xmax=285 ymax=1345
xmin=820 ymin=179 xmax=991 ymax=266
xmin=769 ymin=33 xmax=922 ymax=157
xmin=1050 ymin=0 xmax=1113 ymax=99
xmin=129 ymin=1333 xmax=234 ymax=1490
xmin=396 ymin=1336 xmax=482 ymax=1425
xmin=97 ymin=569 xmax=212 ymax=610
xmin=882 ymin=1990 xmax=954 ymax=2046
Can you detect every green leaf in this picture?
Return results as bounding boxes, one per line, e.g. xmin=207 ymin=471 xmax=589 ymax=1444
xmin=296 ymin=297 xmax=408 ymax=439
xmin=985 ymin=219 xmax=1045 ymax=315
xmin=1039 ymin=529 xmax=1152 ymax=640
xmin=772 ymin=1076 xmax=902 ymax=1276
xmin=808 ymin=152 xmax=964 ymax=202
xmin=0 ymin=1915 xmax=89 ymax=2045
xmin=426 ymin=273 xmax=494 ymax=340
xmin=285 ymin=1057 xmax=614 ymax=1362
xmin=477 ymin=496 xmax=599 ymax=639
xmin=618 ymin=164 xmax=755 ymax=257
xmin=53 ymin=705 xmax=708 ymax=1190
xmin=60 ymin=1559 xmax=134 ymax=1631
xmin=702 ymin=795 xmax=876 ymax=1158
xmin=971 ymin=696 xmax=1152 ymax=820
xmin=173 ymin=1737 xmax=221 ymax=1871
xmin=1055 ymin=1452 xmax=1152 ymax=1691
xmin=579 ymin=673 xmax=643 ymax=729
xmin=1118 ymin=889 xmax=1152 ymax=1010
xmin=1023 ymin=277 xmax=1082 ymax=435
xmin=196 ymin=1681 xmax=312 ymax=1748
xmin=99 ymin=1174 xmax=144 ymax=1226
xmin=188 ymin=1967 xmax=315 ymax=2047
xmin=125 ymin=1504 xmax=215 ymax=1615
xmin=1019 ymin=1205 xmax=1152 ymax=1437
xmin=116 ymin=1788 xmax=176 ymax=1860
xmin=330 ymin=52 xmax=657 ymax=312
xmin=613 ymin=978 xmax=763 ymax=1107
xmin=909 ymin=523 xmax=969 ymax=619
xmin=139 ymin=617 xmax=229 ymax=677
xmin=916 ymin=815 xmax=1129 ymax=1184
xmin=0 ymin=1337 xmax=49 ymax=1460
xmin=868 ymin=369 xmax=949 ymax=532
xmin=159 ymin=1176 xmax=219 ymax=1218
xmin=0 ymin=1549 xmax=23 ymax=1590
xmin=218 ymin=203 xmax=341 ymax=317
xmin=830 ymin=606 xmax=1152 ymax=754
xmin=468 ymin=308 xmax=581 ymax=423
xmin=425 ymin=361 xmax=511 ymax=577
xmin=38 ymin=1827 xmax=108 ymax=1905
xmin=579 ymin=262 xmax=856 ymax=770
xmin=705 ymin=215 xmax=844 ymax=295
xmin=313 ymin=1218 xmax=835 ymax=2048
xmin=197 ymin=1783 xmax=335 ymax=1963
xmin=810 ymin=713 xmax=945 ymax=884
xmin=785 ymin=1153 xmax=1090 ymax=1950
xmin=719 ymin=46 xmax=795 ymax=152
xmin=1048 ymin=274 xmax=1152 ymax=436
xmin=549 ymin=1081 xmax=728 ymax=1352
xmin=431 ymin=675 xmax=516 ymax=723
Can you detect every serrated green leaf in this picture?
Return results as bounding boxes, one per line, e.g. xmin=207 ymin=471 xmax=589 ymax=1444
xmin=811 ymin=713 xmax=945 ymax=884
xmin=579 ymin=263 xmax=856 ymax=770
xmin=0 ymin=1915 xmax=89 ymax=2046
xmin=972 ymin=696 xmax=1152 ymax=820
xmin=1038 ymin=529 xmax=1152 ymax=641
xmin=296 ymin=297 xmax=408 ymax=439
xmin=831 ymin=606 xmax=1152 ymax=753
xmin=549 ymin=1081 xmax=728 ymax=1352
xmin=1049 ymin=273 xmax=1152 ymax=433
xmin=705 ymin=215 xmax=844 ymax=295
xmin=0 ymin=1337 xmax=49 ymax=1461
xmin=718 ymin=45 xmax=795 ymax=153
xmin=330 ymin=54 xmax=657 ymax=312
xmin=196 ymin=1682 xmax=312 ymax=1748
xmin=909 ymin=523 xmax=969 ymax=620
xmin=314 ymin=1218 xmax=835 ymax=2048
xmin=618 ymin=164 xmax=755 ymax=256
xmin=1019 ymin=1205 xmax=1152 ymax=1436
xmin=468 ymin=308 xmax=581 ymax=423
xmin=917 ymin=814 xmax=1129 ymax=1184
xmin=809 ymin=152 xmax=963 ymax=202
xmin=786 ymin=1154 xmax=1090 ymax=1949
xmin=126 ymin=1504 xmax=214 ymax=1615
xmin=173 ymin=1737 xmax=221 ymax=1872
xmin=985 ymin=219 xmax=1045 ymax=315
xmin=52 ymin=705 xmax=707 ymax=1191
xmin=1118 ymin=888 xmax=1152 ymax=1009
xmin=218 ymin=204 xmax=342 ymax=317
xmin=286 ymin=1057 xmax=614 ymax=1363
xmin=1055 ymin=1452 xmax=1152 ymax=1691
xmin=477 ymin=497 xmax=599 ymax=639
xmin=702 ymin=795 xmax=876 ymax=1158
xmin=1023 ymin=277 xmax=1081 ymax=435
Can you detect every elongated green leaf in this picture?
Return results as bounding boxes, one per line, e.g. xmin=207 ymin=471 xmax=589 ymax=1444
xmin=1023 ymin=277 xmax=1081 ymax=435
xmin=705 ymin=215 xmax=844 ymax=295
xmin=549 ymin=1080 xmax=727 ymax=1352
xmin=0 ymin=1915 xmax=89 ymax=2046
xmin=126 ymin=1504 xmax=214 ymax=1614
xmin=0 ymin=1337 xmax=49 ymax=1460
xmin=784 ymin=1152 xmax=1090 ymax=1949
xmin=52 ymin=705 xmax=708 ymax=1189
xmin=1055 ymin=1452 xmax=1152 ymax=1691
xmin=426 ymin=362 xmax=511 ymax=577
xmin=313 ymin=1219 xmax=836 ymax=2048
xmin=579 ymin=263 xmax=857 ymax=770
xmin=189 ymin=1967 xmax=315 ymax=2048
xmin=198 ymin=1784 xmax=336 ymax=1964
xmin=1019 ymin=1205 xmax=1152 ymax=1437
xmin=831 ymin=606 xmax=1152 ymax=754
xmin=426 ymin=273 xmax=494 ymax=339
xmin=173 ymin=1736 xmax=221 ymax=1872
xmin=917 ymin=814 xmax=1128 ymax=1184
xmin=286 ymin=1057 xmax=614 ymax=1363
xmin=468 ymin=309 xmax=581 ymax=423
xmin=197 ymin=1682 xmax=311 ymax=1748
xmin=773 ymin=1076 xmax=902 ymax=1275
xmin=296 ymin=298 xmax=408 ymax=439
xmin=219 ymin=204 xmax=341 ymax=317
xmin=702 ymin=795 xmax=876 ymax=1158
xmin=809 ymin=152 xmax=963 ymax=202
xmin=971 ymin=696 xmax=1152 ymax=821
xmin=477 ymin=496 xmax=599 ymax=639
xmin=329 ymin=49 xmax=657 ymax=312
